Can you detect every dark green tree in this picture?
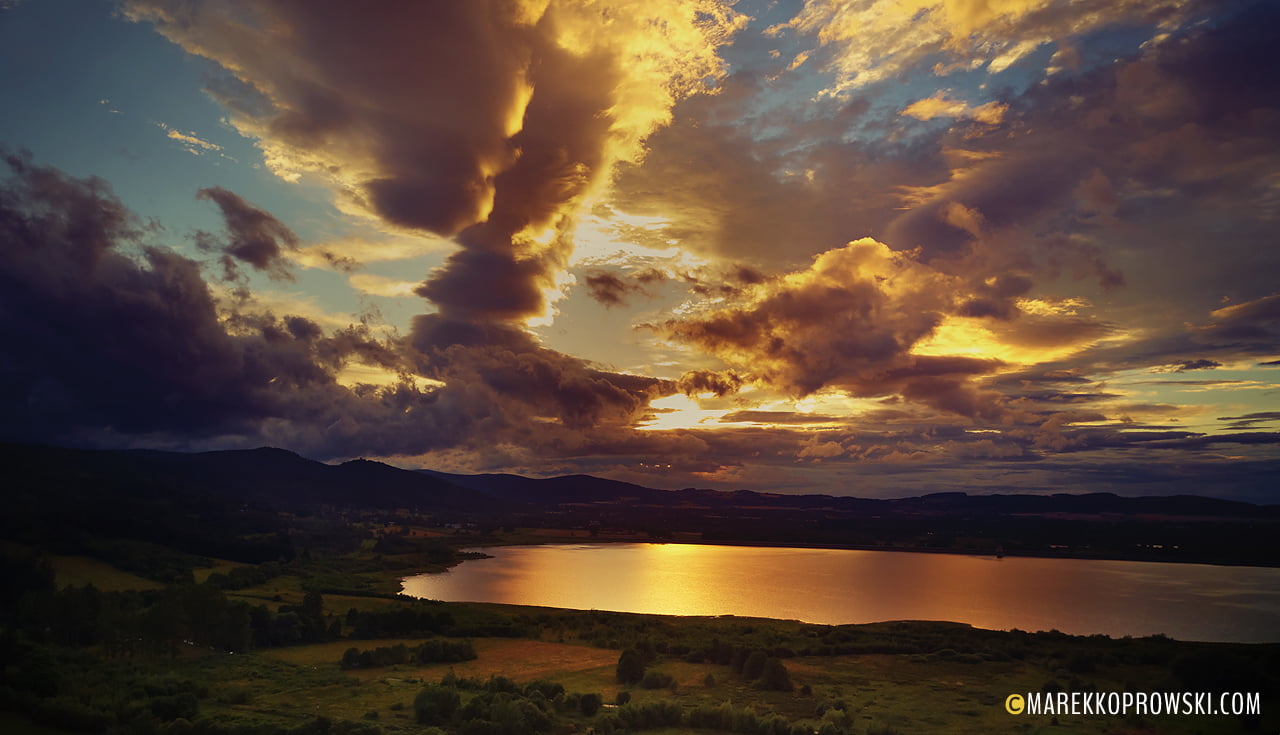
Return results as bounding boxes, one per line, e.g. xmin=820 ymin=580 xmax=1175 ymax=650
xmin=616 ymin=647 xmax=646 ymax=685
xmin=758 ymin=657 xmax=793 ymax=691
xmin=414 ymin=684 xmax=461 ymax=726
xmin=580 ymin=692 xmax=602 ymax=716
xmin=743 ymin=649 xmax=768 ymax=680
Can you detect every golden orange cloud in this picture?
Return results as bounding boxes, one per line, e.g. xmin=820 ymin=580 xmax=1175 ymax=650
xmin=772 ymin=0 xmax=1194 ymax=92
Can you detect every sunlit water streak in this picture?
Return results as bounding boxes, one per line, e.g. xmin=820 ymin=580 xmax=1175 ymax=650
xmin=400 ymin=543 xmax=1280 ymax=642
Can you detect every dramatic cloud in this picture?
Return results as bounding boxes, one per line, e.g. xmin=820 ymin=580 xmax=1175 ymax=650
xmin=128 ymin=0 xmax=745 ymax=323
xmin=196 ymin=186 xmax=298 ymax=281
xmin=773 ymin=0 xmax=1198 ymax=91
xmin=2 ymin=0 xmax=1275 ymax=497
xmin=902 ymin=93 xmax=1007 ymax=125
xmin=583 ymin=268 xmax=666 ymax=307
xmin=0 ymin=154 xmax=679 ymax=460
xmin=654 ymin=238 xmax=964 ymax=396
xmin=0 ymin=154 xmax=396 ymax=446
xmin=409 ymin=316 xmax=671 ymax=431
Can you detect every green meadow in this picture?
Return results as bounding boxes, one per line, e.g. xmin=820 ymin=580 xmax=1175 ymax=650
xmin=2 ymin=530 xmax=1274 ymax=735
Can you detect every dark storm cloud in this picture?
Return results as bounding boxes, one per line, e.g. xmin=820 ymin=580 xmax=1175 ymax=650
xmin=412 ymin=36 xmax=625 ymax=320
xmin=129 ymin=1 xmax=539 ymax=237
xmin=0 ymin=154 xmax=689 ymax=460
xmin=584 ymin=271 xmax=638 ymax=308
xmin=1171 ymin=359 xmax=1221 ymax=372
xmin=675 ymin=370 xmax=744 ymax=397
xmin=888 ymin=1 xmax=1280 ymax=308
xmin=582 ymin=268 xmax=667 ymax=308
xmin=0 ymin=153 xmax=434 ymax=452
xmin=1217 ymin=412 xmax=1280 ymax=430
xmin=118 ymin=0 xmax=748 ymax=462
xmin=1195 ymin=295 xmax=1280 ymax=347
xmin=196 ymin=186 xmax=298 ymax=281
xmin=408 ymin=315 xmax=671 ymax=431
xmin=414 ymin=245 xmax=554 ymax=321
xmin=130 ymin=0 xmax=741 ymax=325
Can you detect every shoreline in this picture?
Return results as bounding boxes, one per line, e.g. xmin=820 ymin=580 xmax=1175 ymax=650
xmin=397 ymin=540 xmax=1280 ymax=644
xmin=451 ymin=534 xmax=1280 ymax=569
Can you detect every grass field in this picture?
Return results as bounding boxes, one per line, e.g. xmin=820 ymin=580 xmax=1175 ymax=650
xmin=48 ymin=555 xmax=162 ymax=592
xmin=226 ymin=628 xmax=1268 ymax=735
xmin=192 ymin=558 xmax=250 ymax=584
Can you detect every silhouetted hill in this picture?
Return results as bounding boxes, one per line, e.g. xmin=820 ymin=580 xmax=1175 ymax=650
xmin=3 ymin=441 xmax=1277 ymax=565
xmin=6 ymin=441 xmax=1273 ymax=519
xmin=0 ymin=442 xmax=484 ymax=514
xmin=418 ymin=469 xmax=666 ymax=504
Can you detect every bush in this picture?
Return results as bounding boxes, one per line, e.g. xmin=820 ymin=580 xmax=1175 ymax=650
xmin=523 ymin=680 xmax=564 ymax=701
xmin=758 ymin=657 xmax=793 ymax=691
xmin=414 ymin=685 xmax=460 ymax=726
xmin=579 ymin=692 xmax=602 ymax=716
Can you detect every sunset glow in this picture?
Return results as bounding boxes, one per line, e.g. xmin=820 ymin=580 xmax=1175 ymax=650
xmin=0 ymin=0 xmax=1276 ymax=499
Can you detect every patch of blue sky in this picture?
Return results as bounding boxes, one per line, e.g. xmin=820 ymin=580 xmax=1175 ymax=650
xmin=0 ymin=0 xmax=344 ymax=253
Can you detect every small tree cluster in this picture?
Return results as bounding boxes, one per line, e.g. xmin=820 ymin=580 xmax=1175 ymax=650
xmin=340 ymin=639 xmax=476 ymax=669
xmin=734 ymin=648 xmax=794 ymax=691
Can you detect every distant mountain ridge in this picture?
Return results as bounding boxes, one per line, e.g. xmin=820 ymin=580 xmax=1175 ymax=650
xmin=2 ymin=441 xmax=1276 ymax=519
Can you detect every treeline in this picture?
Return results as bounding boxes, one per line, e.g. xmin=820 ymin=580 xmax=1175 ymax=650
xmin=1 ymin=551 xmax=341 ymax=655
xmin=616 ymin=643 xmax=791 ymax=693
xmin=339 ymin=639 xmax=476 ymax=669
xmin=203 ymin=560 xmax=285 ymax=591
xmin=409 ymin=674 xmax=835 ymax=735
xmin=413 ymin=676 xmax=603 ymax=734
xmin=344 ymin=603 xmax=532 ymax=639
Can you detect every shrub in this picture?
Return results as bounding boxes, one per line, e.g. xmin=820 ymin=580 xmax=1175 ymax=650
xmin=413 ymin=685 xmax=460 ymax=726
xmin=579 ymin=692 xmax=602 ymax=716
xmin=758 ymin=657 xmax=792 ymax=691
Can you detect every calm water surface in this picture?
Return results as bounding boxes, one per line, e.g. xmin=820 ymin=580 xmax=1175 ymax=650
xmin=400 ymin=543 xmax=1280 ymax=642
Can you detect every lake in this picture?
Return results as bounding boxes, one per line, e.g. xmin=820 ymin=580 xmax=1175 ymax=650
xmin=400 ymin=543 xmax=1280 ymax=643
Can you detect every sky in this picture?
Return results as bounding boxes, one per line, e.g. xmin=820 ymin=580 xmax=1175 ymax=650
xmin=1 ymin=0 xmax=1277 ymax=500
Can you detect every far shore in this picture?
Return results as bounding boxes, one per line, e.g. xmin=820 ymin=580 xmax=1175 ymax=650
xmin=435 ymin=530 xmax=1280 ymax=569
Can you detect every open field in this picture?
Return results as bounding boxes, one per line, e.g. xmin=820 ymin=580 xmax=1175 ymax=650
xmin=192 ymin=558 xmax=250 ymax=584
xmin=48 ymin=555 xmax=162 ymax=592
xmin=179 ymin=625 xmax=1273 ymax=735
